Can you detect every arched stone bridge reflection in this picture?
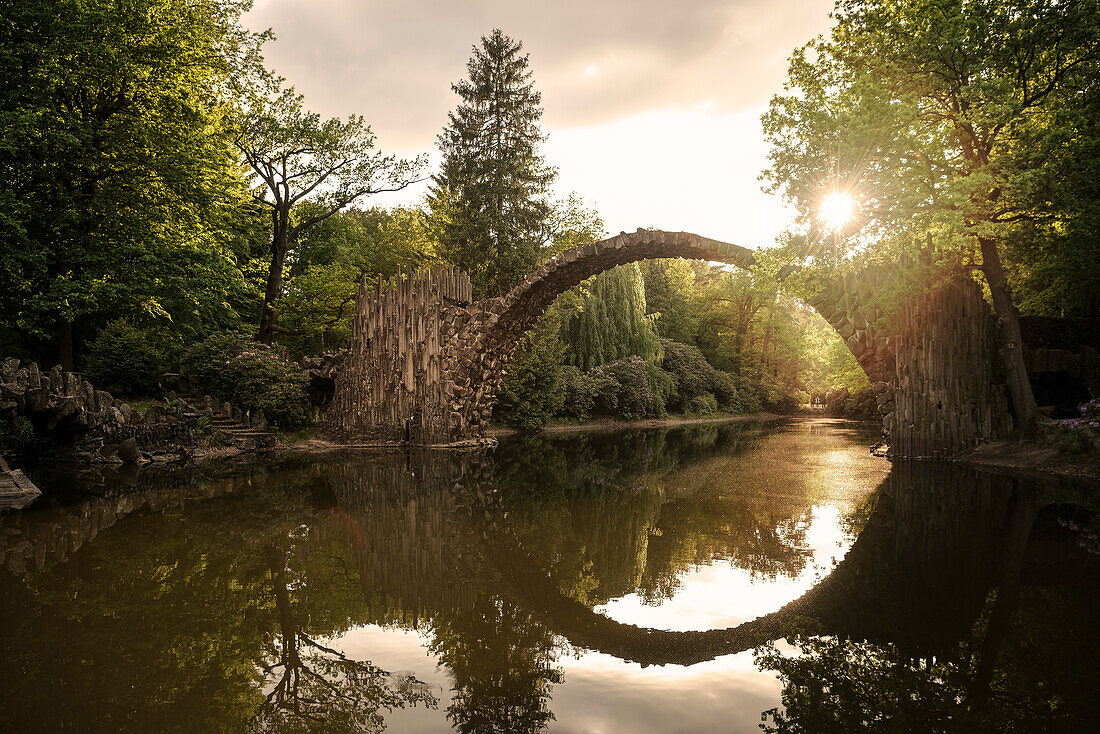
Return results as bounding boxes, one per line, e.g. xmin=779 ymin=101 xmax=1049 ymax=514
xmin=310 ymin=448 xmax=1099 ymax=668
xmin=4 ymin=440 xmax=1096 ymax=668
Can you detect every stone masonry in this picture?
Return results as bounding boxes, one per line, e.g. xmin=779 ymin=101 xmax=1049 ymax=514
xmin=330 ymin=229 xmax=1014 ymax=456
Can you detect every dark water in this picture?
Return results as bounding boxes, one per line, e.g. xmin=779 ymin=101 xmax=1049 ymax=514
xmin=1 ymin=418 xmax=1098 ymax=733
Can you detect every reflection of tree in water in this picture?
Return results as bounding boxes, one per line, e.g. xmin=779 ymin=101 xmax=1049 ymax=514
xmin=317 ymin=454 xmax=567 ymax=734
xmin=753 ymin=465 xmax=1100 ymax=733
xmin=0 ymin=461 xmax=440 ymax=733
xmin=492 ymin=422 xmax=822 ymax=606
xmin=251 ymin=545 xmax=437 ymax=733
xmin=428 ymin=596 xmax=563 ymax=734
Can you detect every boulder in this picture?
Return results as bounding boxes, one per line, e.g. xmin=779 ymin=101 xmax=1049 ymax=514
xmin=118 ymin=438 xmax=142 ymax=463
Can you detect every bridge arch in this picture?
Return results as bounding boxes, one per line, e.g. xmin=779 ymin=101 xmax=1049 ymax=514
xmin=446 ymin=230 xmax=889 ymax=437
xmin=486 ymin=230 xmax=758 ymax=352
xmin=332 ymin=229 xmax=1011 ymax=455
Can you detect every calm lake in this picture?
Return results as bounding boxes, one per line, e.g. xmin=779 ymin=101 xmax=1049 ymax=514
xmin=1 ymin=418 xmax=1097 ymax=733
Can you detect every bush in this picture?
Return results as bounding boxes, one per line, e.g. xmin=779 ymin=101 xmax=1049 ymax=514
xmin=684 ymin=392 xmax=719 ymax=415
xmin=179 ymin=332 xmax=250 ymax=396
xmin=494 ymin=316 xmax=565 ymax=430
xmin=824 ymin=382 xmax=877 ymax=418
xmin=591 ymin=357 xmax=670 ymax=419
xmin=85 ymin=320 xmax=167 ymax=394
xmin=181 ymin=333 xmax=310 ymax=430
xmin=1051 ymin=399 xmax=1100 ymax=454
xmin=659 ymin=339 xmax=739 ymax=412
xmin=559 ymin=365 xmax=599 ymax=419
xmin=732 ymin=372 xmax=763 ymax=413
xmin=0 ymin=415 xmax=36 ymax=458
xmin=762 ymin=383 xmax=801 ymax=413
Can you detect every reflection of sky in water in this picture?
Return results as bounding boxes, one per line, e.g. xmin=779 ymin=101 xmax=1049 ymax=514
xmin=597 ymin=504 xmax=849 ymax=631
xmin=335 ymin=626 xmax=783 ymax=734
xmin=322 ymin=419 xmax=886 ymax=733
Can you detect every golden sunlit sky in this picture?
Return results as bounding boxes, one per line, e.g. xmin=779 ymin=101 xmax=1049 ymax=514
xmin=245 ymin=0 xmax=837 ymax=248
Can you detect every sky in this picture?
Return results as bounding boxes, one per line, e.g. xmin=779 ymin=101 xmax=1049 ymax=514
xmin=244 ymin=0 xmax=837 ymax=248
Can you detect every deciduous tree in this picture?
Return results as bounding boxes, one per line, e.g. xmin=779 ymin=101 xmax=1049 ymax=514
xmin=0 ymin=0 xmax=264 ymax=367
xmin=235 ymin=84 xmax=424 ymax=344
xmin=763 ymin=0 xmax=1100 ymax=431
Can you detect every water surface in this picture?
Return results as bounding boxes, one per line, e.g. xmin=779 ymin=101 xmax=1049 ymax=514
xmin=1 ymin=418 xmax=1097 ymax=732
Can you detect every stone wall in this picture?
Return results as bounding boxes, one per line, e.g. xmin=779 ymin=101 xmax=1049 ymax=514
xmin=885 ymin=278 xmax=1014 ymax=457
xmin=0 ymin=358 xmax=198 ymax=463
xmin=328 ymin=265 xmax=473 ymax=443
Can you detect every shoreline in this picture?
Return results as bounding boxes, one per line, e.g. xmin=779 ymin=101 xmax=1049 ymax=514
xmin=483 ymin=412 xmax=784 ymax=437
xmin=957 ymin=440 xmax=1100 ymax=485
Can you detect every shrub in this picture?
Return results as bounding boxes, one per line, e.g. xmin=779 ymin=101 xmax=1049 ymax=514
xmin=181 ymin=333 xmax=310 ymax=430
xmin=844 ymin=383 xmax=878 ymax=418
xmin=660 ymin=340 xmax=709 ymax=411
xmin=179 ymin=332 xmax=250 ymax=396
xmin=494 ymin=316 xmax=565 ymax=430
xmin=762 ymin=383 xmax=801 ymax=413
xmin=85 ymin=320 xmax=167 ymax=394
xmin=591 ymin=357 xmax=670 ymax=419
xmin=0 ymin=415 xmax=36 ymax=457
xmin=684 ymin=392 xmax=719 ymax=415
xmin=658 ymin=339 xmax=739 ymax=412
xmin=1051 ymin=399 xmax=1100 ymax=454
xmin=710 ymin=370 xmax=739 ymax=409
xmin=560 ymin=365 xmax=599 ymax=419
xmin=733 ymin=372 xmax=763 ymax=413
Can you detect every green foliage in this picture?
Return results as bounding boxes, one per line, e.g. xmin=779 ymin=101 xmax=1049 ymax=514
xmin=295 ymin=205 xmax=436 ymax=277
xmin=0 ymin=0 xmax=264 ymax=364
xmin=495 ymin=315 xmax=565 ymax=430
xmin=274 ymin=262 xmax=359 ymax=359
xmin=428 ymin=29 xmax=557 ymax=298
xmin=0 ymin=415 xmax=36 ymax=457
xmin=591 ymin=358 xmax=672 ymax=420
xmin=560 ymin=263 xmax=661 ymax=371
xmin=659 ymin=339 xmax=739 ymax=412
xmin=642 ymin=259 xmax=701 ymax=345
xmin=684 ymin=393 xmax=719 ymax=415
xmin=181 ymin=332 xmax=309 ymax=429
xmin=1050 ymin=399 xmax=1100 ymax=454
xmin=234 ymin=79 xmax=424 ymax=343
xmin=558 ymin=366 xmax=599 ymax=420
xmin=275 ymin=205 xmax=438 ymax=359
xmin=84 ymin=321 xmax=167 ymax=395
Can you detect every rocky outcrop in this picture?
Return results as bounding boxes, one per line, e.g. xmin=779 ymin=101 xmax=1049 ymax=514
xmin=0 ymin=358 xmax=199 ymax=464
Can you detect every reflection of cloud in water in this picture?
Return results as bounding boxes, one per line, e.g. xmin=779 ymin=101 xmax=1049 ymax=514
xmin=326 ymin=625 xmax=783 ymax=734
xmin=596 ymin=504 xmax=852 ymax=631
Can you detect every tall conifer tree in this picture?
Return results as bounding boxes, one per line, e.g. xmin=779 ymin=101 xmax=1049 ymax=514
xmin=429 ymin=29 xmax=557 ymax=298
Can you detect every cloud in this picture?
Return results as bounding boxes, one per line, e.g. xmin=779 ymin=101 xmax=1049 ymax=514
xmin=245 ymin=0 xmax=834 ymax=151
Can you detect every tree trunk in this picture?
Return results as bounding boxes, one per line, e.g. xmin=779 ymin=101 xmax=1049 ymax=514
xmin=978 ymin=236 xmax=1039 ymax=433
xmin=58 ymin=315 xmax=74 ymax=371
xmin=257 ymin=213 xmax=290 ymax=345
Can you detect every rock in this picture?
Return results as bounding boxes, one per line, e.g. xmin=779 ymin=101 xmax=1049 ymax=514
xmin=251 ymin=414 xmax=268 ymax=431
xmin=118 ymin=438 xmax=141 ymax=463
xmin=95 ymin=390 xmax=114 ymax=413
xmin=145 ymin=404 xmax=168 ymax=424
xmin=119 ymin=403 xmax=132 ymax=422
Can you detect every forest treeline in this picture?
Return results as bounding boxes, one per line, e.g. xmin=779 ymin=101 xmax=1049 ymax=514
xmin=0 ymin=4 xmax=864 ymax=428
xmin=3 ymin=0 xmax=1098 ymax=432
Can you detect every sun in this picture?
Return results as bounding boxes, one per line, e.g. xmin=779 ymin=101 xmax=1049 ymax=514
xmin=819 ymin=191 xmax=856 ymax=231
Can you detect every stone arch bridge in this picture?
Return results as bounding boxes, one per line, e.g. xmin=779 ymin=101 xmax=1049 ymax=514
xmin=330 ymin=230 xmax=1013 ymax=457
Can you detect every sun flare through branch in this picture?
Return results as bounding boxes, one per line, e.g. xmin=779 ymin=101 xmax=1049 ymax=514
xmin=819 ymin=191 xmax=856 ymax=232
